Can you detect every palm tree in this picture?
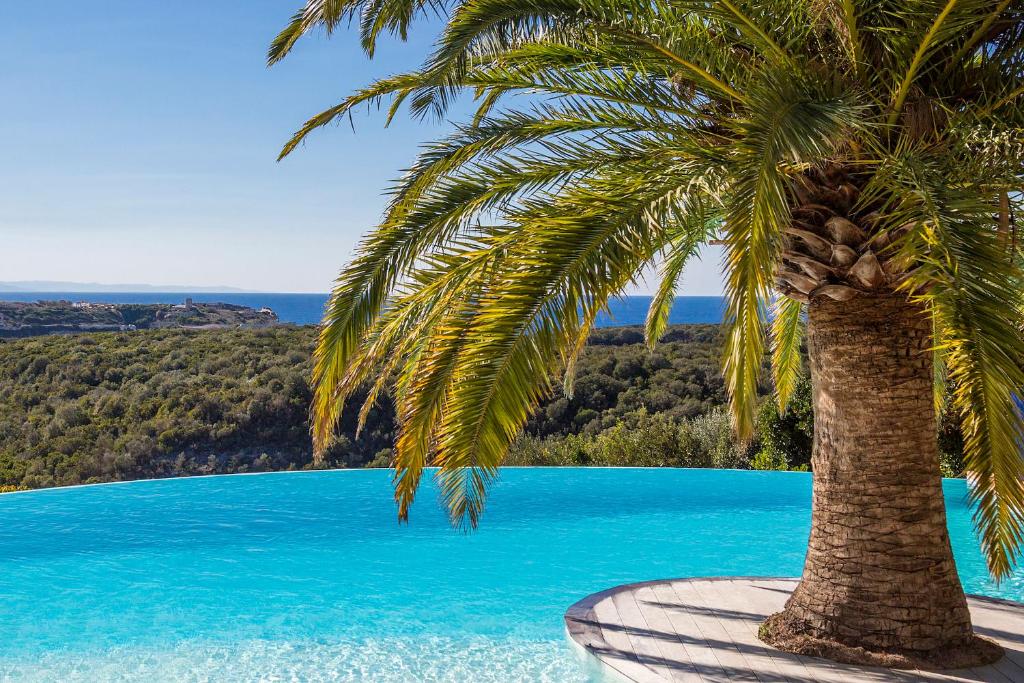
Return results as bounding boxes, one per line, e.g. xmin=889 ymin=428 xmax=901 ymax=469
xmin=271 ymin=0 xmax=1024 ymax=668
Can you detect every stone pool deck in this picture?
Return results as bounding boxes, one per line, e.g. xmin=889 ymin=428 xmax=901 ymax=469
xmin=564 ymin=578 xmax=1024 ymax=682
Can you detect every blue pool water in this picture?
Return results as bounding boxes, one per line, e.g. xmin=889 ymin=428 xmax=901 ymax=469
xmin=0 ymin=469 xmax=1019 ymax=681
xmin=0 ymin=292 xmax=727 ymax=327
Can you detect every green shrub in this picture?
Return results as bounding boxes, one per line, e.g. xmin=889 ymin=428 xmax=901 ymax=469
xmin=753 ymin=374 xmax=814 ymax=471
xmin=750 ymin=448 xmax=789 ymax=471
xmin=685 ymin=407 xmax=753 ymax=469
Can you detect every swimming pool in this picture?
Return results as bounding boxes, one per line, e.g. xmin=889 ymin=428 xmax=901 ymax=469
xmin=0 ymin=469 xmax=1020 ymax=681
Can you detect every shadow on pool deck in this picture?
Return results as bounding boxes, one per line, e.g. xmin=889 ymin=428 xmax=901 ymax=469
xmin=564 ymin=577 xmax=1024 ymax=683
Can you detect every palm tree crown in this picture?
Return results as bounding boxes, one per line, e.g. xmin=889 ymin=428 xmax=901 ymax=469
xmin=272 ymin=0 xmax=1024 ymax=578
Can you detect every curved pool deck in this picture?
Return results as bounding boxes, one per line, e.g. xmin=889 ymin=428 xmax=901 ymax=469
xmin=565 ymin=577 xmax=1024 ymax=682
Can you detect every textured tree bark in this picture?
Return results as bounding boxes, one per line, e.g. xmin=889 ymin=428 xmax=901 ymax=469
xmin=760 ymin=293 xmax=1002 ymax=669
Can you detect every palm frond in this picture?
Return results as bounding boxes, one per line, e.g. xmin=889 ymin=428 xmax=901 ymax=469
xmin=645 ymin=207 xmax=716 ymax=347
xmin=875 ymin=146 xmax=1024 ymax=578
xmin=279 ymin=72 xmax=427 ymax=159
xmin=722 ymin=74 xmax=863 ymax=438
xmin=770 ymin=294 xmax=805 ymax=412
xmin=269 ymin=1 xmax=361 ymax=65
xmin=270 ymin=0 xmax=446 ymax=63
xmin=887 ymin=0 xmax=962 ymax=125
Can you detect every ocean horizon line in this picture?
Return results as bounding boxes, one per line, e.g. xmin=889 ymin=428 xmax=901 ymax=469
xmin=0 ymin=292 xmax=727 ymax=327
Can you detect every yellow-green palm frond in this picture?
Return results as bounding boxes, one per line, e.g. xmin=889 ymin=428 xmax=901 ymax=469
xmin=278 ymin=0 xmax=815 ymax=155
xmin=278 ymin=72 xmax=427 ymax=159
xmin=722 ymin=73 xmax=865 ymax=438
xmin=270 ymin=0 xmax=446 ymax=63
xmin=411 ymin=161 xmax=712 ymax=525
xmin=645 ymin=204 xmax=718 ymax=348
xmin=269 ymin=1 xmax=355 ymax=65
xmin=770 ymin=295 xmax=805 ymax=412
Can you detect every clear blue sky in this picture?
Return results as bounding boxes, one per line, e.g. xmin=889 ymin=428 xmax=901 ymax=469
xmin=1 ymin=1 xmax=724 ymax=294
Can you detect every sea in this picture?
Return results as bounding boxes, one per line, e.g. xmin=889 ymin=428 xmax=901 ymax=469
xmin=0 ymin=293 xmax=726 ymax=327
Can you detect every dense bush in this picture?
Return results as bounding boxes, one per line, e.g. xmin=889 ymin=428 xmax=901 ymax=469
xmin=0 ymin=323 xmax=965 ymax=490
xmin=507 ymin=407 xmax=755 ymax=468
xmin=753 ymin=375 xmax=813 ymax=471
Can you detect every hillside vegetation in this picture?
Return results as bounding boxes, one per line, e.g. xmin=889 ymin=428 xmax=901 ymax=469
xmin=0 ymin=325 xmax=960 ymax=490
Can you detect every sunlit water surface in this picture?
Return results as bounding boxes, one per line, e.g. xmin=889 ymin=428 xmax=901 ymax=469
xmin=0 ymin=469 xmax=1019 ymax=681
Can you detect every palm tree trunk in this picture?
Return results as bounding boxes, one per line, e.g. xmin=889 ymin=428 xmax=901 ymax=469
xmin=760 ymin=293 xmax=1001 ymax=669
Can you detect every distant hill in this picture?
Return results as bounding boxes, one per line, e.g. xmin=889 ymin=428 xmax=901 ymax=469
xmin=0 ymin=300 xmax=278 ymax=338
xmin=0 ymin=280 xmax=250 ymax=293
